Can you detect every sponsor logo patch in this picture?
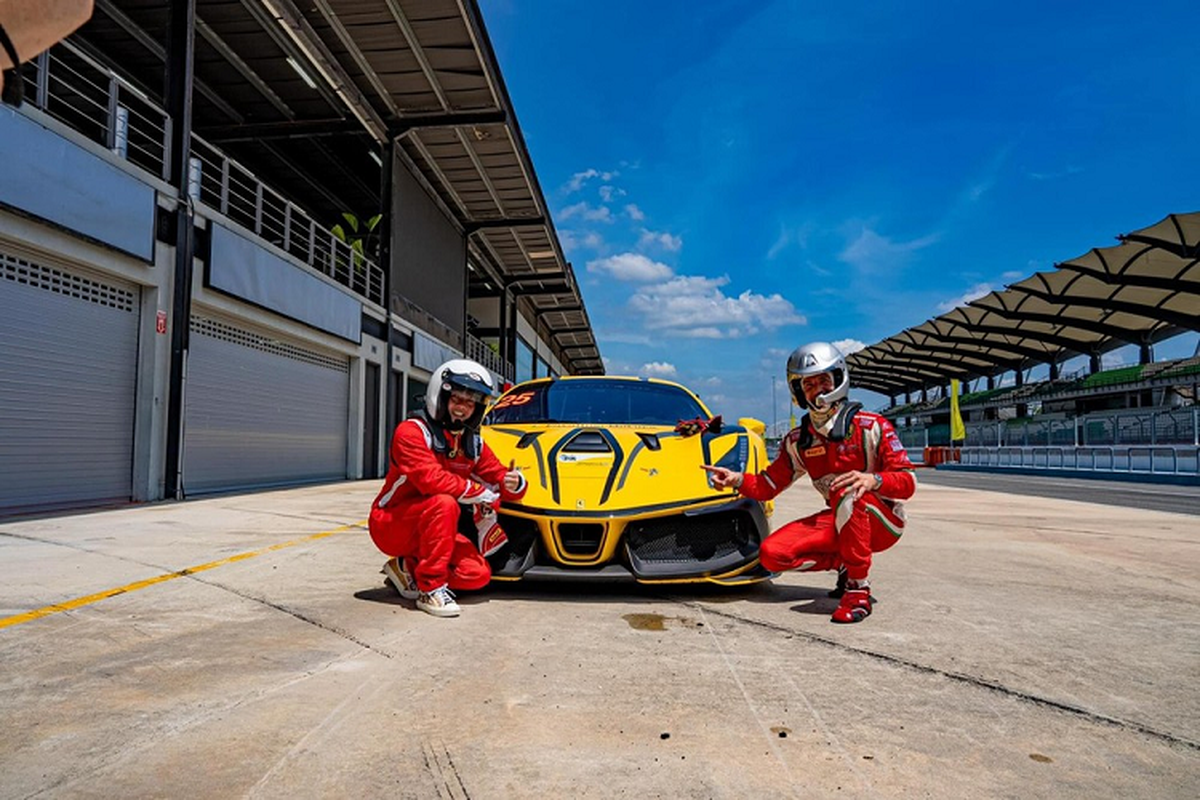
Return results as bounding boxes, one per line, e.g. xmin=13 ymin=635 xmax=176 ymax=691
xmin=804 ymin=446 xmax=826 ymax=458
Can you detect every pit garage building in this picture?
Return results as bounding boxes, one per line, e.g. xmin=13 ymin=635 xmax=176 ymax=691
xmin=0 ymin=0 xmax=600 ymax=515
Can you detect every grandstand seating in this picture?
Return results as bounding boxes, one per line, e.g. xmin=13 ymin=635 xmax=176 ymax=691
xmin=879 ymin=354 xmax=1199 ymax=419
xmin=1079 ymin=365 xmax=1144 ymax=389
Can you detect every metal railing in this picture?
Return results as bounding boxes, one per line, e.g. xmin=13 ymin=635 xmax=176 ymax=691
xmin=955 ymin=445 xmax=1200 ymax=477
xmin=18 ymin=42 xmax=170 ymax=180
xmin=466 ymin=333 xmax=512 ymax=381
xmin=189 ymin=136 xmax=384 ymax=306
xmin=899 ymin=407 xmax=1199 ymax=449
xmin=16 ymin=40 xmax=384 ymax=308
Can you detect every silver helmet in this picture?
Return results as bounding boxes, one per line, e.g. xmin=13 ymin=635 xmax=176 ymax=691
xmin=786 ymin=342 xmax=849 ymax=411
xmin=425 ymin=358 xmax=496 ymax=430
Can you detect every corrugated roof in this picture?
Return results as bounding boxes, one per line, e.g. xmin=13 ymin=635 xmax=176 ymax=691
xmin=848 ymin=212 xmax=1200 ymax=397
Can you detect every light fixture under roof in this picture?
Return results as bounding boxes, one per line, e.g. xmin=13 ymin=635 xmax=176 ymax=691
xmin=286 ymin=56 xmax=318 ymax=89
xmin=527 ymin=250 xmax=556 ymax=259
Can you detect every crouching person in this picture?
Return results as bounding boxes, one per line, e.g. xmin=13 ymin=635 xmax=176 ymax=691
xmin=369 ymin=359 xmax=526 ymax=617
xmin=703 ymin=342 xmax=916 ymax=624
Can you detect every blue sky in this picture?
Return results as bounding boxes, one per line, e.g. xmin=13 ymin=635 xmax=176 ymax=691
xmin=479 ymin=0 xmax=1200 ymax=428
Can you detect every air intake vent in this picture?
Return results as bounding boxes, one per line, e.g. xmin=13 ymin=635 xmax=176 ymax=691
xmin=558 ymin=523 xmax=604 ymax=555
xmin=563 ymin=431 xmax=611 ymax=453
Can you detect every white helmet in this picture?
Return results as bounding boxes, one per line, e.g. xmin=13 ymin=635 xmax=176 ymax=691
xmin=786 ymin=342 xmax=849 ymax=411
xmin=425 ymin=358 xmax=496 ymax=430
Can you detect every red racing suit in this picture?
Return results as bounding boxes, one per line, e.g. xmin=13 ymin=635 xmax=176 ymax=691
xmin=368 ymin=413 xmax=528 ymax=592
xmin=738 ymin=404 xmax=916 ymax=582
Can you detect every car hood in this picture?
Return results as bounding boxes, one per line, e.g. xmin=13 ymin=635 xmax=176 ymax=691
xmin=483 ymin=424 xmax=753 ymax=513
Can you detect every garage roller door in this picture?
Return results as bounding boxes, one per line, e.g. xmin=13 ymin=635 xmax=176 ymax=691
xmin=182 ymin=315 xmax=349 ymax=494
xmin=0 ymin=249 xmax=138 ymax=514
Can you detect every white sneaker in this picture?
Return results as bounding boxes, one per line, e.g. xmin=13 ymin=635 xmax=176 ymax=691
xmin=417 ymin=584 xmax=461 ymax=617
xmin=382 ymin=557 xmax=418 ymax=600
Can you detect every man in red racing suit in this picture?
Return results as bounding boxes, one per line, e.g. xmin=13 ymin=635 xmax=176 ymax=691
xmin=369 ymin=359 xmax=526 ymax=617
xmin=704 ymin=342 xmax=916 ymax=623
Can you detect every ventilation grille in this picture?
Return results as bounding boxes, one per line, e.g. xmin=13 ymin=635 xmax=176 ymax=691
xmin=1 ymin=251 xmax=135 ymax=312
xmin=624 ymin=511 xmax=756 ymax=564
xmin=192 ymin=316 xmax=349 ymax=372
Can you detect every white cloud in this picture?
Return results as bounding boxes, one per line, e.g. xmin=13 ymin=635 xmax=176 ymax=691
xmin=936 ymin=283 xmax=993 ymax=312
xmin=598 ymin=185 xmax=626 ymax=203
xmin=559 ymin=202 xmax=613 ymax=223
xmin=628 ymin=275 xmax=806 ymax=338
xmin=596 ymin=329 xmax=654 ymax=346
xmin=1101 ymin=351 xmax=1127 ymax=369
xmin=767 ymin=228 xmax=792 ymax=260
xmin=838 ymin=225 xmax=940 ymax=272
xmin=587 ymin=253 xmax=674 ymax=282
xmin=767 ymin=222 xmax=815 ymax=260
xmin=639 ymin=362 xmax=677 ymax=377
xmin=638 ymin=228 xmax=683 ymax=252
xmin=624 ymin=204 xmax=645 ymax=221
xmin=559 ymin=230 xmax=607 ymax=253
xmin=565 ymin=168 xmax=617 ymax=193
xmin=1026 ymin=165 xmax=1083 ymax=181
xmin=832 ymin=339 xmax=867 ymax=355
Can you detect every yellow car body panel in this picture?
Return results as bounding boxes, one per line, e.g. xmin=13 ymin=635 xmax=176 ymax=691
xmin=481 ymin=376 xmax=774 ymax=584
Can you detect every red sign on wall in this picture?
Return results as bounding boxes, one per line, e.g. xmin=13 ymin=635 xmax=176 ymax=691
xmin=156 ymin=310 xmax=167 ymax=335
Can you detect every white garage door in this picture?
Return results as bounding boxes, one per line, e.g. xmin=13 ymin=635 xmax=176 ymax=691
xmin=0 ymin=249 xmax=139 ymax=514
xmin=182 ymin=315 xmax=350 ymax=495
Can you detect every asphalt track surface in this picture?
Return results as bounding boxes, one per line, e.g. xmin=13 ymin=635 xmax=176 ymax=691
xmin=1 ymin=478 xmax=1196 ymax=798
xmin=918 ymin=468 xmax=1200 ymax=516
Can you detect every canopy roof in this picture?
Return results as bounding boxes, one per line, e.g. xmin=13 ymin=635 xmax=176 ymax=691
xmin=848 ymin=212 xmax=1200 ymax=397
xmin=82 ymin=0 xmax=601 ymax=373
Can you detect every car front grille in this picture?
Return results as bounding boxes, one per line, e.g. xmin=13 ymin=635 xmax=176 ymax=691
xmin=557 ymin=522 xmax=605 ymax=556
xmin=624 ymin=510 xmax=756 ymax=564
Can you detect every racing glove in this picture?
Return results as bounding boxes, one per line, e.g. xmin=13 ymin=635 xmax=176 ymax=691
xmin=459 ymin=480 xmax=500 ymax=505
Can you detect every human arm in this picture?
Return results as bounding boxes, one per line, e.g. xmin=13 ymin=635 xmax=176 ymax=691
xmin=474 ymin=444 xmax=528 ymax=501
xmin=830 ymin=416 xmax=917 ymax=500
xmin=391 ymin=421 xmax=497 ymax=503
xmin=701 ymin=434 xmax=802 ymax=501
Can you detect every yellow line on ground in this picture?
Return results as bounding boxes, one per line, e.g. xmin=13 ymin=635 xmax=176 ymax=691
xmin=0 ymin=521 xmax=366 ymax=631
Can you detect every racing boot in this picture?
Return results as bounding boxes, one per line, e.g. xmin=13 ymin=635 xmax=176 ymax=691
xmin=831 ymin=579 xmax=872 ymax=624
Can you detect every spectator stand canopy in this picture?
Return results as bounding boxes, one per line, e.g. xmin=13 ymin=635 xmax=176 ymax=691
xmin=848 ymin=212 xmax=1200 ymax=400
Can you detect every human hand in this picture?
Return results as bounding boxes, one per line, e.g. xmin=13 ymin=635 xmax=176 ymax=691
xmin=503 ymin=459 xmax=522 ymax=492
xmin=700 ymin=464 xmax=743 ymax=490
xmin=460 ymin=480 xmax=501 ymax=505
xmin=829 ymin=470 xmax=879 ymax=501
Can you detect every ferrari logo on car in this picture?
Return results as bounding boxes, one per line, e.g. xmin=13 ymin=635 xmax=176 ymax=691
xmin=576 ymin=499 xmax=586 ymax=509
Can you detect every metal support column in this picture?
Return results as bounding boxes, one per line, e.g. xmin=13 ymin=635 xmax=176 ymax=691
xmin=164 ymin=0 xmax=197 ymax=500
xmin=379 ymin=139 xmax=394 ymax=440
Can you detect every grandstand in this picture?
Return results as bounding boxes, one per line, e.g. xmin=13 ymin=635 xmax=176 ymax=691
xmin=846 ymin=212 xmax=1200 ymax=479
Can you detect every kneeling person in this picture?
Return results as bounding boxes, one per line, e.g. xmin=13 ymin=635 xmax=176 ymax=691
xmin=369 ymin=359 xmax=526 ymax=617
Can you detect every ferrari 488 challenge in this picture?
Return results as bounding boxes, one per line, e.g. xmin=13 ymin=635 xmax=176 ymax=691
xmin=481 ymin=376 xmax=774 ymax=585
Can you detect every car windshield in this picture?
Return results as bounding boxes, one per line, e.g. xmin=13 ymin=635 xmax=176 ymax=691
xmin=485 ymin=380 xmax=707 ymax=426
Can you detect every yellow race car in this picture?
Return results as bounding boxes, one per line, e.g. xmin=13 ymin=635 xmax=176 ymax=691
xmin=481 ymin=376 xmax=774 ymax=586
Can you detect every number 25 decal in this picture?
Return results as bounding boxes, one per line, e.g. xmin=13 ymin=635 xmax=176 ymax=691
xmin=492 ymin=391 xmax=535 ymax=410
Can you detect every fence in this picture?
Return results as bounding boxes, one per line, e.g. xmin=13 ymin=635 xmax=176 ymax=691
xmin=952 ymin=445 xmax=1200 ymax=478
xmin=16 ymin=41 xmax=384 ymax=308
xmin=900 ymin=407 xmax=1199 ymax=449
